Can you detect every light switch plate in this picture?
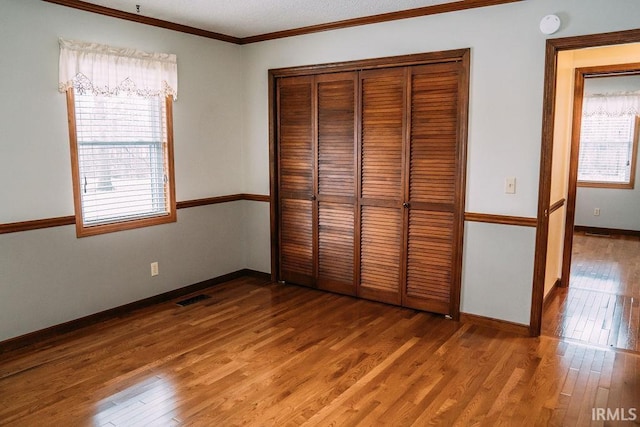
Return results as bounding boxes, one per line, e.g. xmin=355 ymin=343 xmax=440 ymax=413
xmin=505 ymin=177 xmax=516 ymax=194
xmin=151 ymin=262 xmax=159 ymax=276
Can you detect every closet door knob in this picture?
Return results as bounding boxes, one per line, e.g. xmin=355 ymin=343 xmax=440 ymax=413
xmin=403 ymin=202 xmax=410 ymax=208
xmin=311 ymin=195 xmax=317 ymax=201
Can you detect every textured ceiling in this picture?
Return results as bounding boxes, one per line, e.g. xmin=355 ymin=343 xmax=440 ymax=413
xmin=80 ymin=0 xmax=460 ymax=38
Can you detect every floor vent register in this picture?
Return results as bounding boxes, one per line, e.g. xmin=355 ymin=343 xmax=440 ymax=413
xmin=176 ymin=294 xmax=211 ymax=307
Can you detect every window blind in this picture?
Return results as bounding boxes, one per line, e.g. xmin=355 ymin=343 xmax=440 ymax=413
xmin=578 ymin=115 xmax=635 ymax=184
xmin=74 ymin=91 xmax=169 ymax=225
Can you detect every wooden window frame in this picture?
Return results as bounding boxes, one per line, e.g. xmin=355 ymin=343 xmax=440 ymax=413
xmin=66 ymin=89 xmax=177 ymax=237
xmin=577 ymin=114 xmax=639 ymax=190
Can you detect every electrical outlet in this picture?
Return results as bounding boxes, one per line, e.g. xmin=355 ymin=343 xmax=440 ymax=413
xmin=505 ymin=177 xmax=516 ymax=194
xmin=594 ymin=208 xmax=600 ymax=216
xmin=150 ymin=262 xmax=159 ymax=276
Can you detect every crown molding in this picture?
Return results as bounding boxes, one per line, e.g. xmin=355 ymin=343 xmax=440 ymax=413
xmin=42 ymin=0 xmax=241 ymax=44
xmin=42 ymin=0 xmax=522 ymax=45
xmin=240 ymin=0 xmax=521 ymax=44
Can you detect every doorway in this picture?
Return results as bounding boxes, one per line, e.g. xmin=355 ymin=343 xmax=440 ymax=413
xmin=542 ymin=65 xmax=640 ymax=352
xmin=530 ymin=29 xmax=640 ymax=338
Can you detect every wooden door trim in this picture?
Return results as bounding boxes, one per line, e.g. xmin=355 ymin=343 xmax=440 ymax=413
xmin=269 ymin=50 xmax=468 ymax=78
xmin=560 ymin=68 xmax=586 ymax=292
xmin=354 ymin=73 xmax=363 ymax=297
xmin=532 ymin=28 xmax=640 ymax=337
xmin=311 ymin=75 xmax=319 ymax=286
xmin=269 ymin=71 xmax=278 ymax=281
xmin=451 ymin=50 xmax=470 ymax=320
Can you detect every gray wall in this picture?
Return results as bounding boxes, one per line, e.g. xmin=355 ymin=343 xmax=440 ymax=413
xmin=0 ymin=205 xmax=246 ymax=340
xmin=575 ymin=162 xmax=640 ymax=230
xmin=0 ymin=0 xmax=247 ymax=341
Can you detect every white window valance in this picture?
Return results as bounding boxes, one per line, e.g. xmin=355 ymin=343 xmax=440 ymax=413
xmin=583 ymin=92 xmax=640 ymax=118
xmin=58 ymin=38 xmax=178 ymax=100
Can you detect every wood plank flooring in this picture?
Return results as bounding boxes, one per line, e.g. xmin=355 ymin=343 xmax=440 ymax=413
xmin=1 ymin=276 xmax=639 ymax=426
xmin=543 ymin=233 xmax=640 ymax=353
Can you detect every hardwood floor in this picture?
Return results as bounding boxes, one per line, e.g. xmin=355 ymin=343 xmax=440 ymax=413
xmin=543 ymin=233 xmax=640 ymax=353
xmin=1 ymin=276 xmax=639 ymax=426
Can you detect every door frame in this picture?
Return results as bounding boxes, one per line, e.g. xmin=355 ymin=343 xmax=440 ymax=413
xmin=531 ymin=28 xmax=640 ymax=336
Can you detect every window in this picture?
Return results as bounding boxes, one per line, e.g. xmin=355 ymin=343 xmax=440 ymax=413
xmin=59 ymin=39 xmax=177 ymax=236
xmin=67 ymin=90 xmax=176 ymax=236
xmin=577 ymin=114 xmax=639 ymax=188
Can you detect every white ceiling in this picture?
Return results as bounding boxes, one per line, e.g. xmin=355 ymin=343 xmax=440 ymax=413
xmin=81 ymin=0 xmax=460 ymax=39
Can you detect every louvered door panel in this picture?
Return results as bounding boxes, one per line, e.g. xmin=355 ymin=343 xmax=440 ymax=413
xmin=318 ymin=202 xmax=355 ymax=294
xmin=277 ymin=76 xmax=314 ymax=286
xmin=405 ymin=211 xmax=454 ymax=313
xmin=318 ymin=76 xmax=356 ymax=197
xmin=358 ymin=68 xmax=406 ymax=304
xmin=361 ymin=69 xmax=405 ymax=200
xmin=409 ymin=65 xmax=459 ymax=205
xmin=279 ymin=79 xmax=314 ymax=195
xmin=316 ymin=73 xmax=357 ymax=295
xmin=280 ymin=199 xmax=314 ymax=285
xmin=359 ymin=206 xmax=402 ymax=304
xmin=404 ymin=62 xmax=464 ymax=315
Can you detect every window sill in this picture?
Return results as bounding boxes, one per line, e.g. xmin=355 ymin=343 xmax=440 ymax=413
xmin=75 ymin=211 xmax=177 ymax=237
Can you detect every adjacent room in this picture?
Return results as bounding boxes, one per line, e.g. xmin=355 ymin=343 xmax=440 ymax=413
xmin=542 ymin=59 xmax=640 ymax=352
xmin=1 ymin=0 xmax=639 ymax=424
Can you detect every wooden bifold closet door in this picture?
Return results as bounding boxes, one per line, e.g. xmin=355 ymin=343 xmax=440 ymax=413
xmin=277 ymin=76 xmax=315 ymax=287
xmin=403 ymin=63 xmax=463 ymax=314
xmin=275 ymin=51 xmax=467 ymax=318
xmin=358 ymin=68 xmax=406 ymax=305
xmin=277 ymin=72 xmax=358 ymax=295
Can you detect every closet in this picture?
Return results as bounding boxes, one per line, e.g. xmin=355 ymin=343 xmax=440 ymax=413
xmin=272 ymin=50 xmax=469 ymax=318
